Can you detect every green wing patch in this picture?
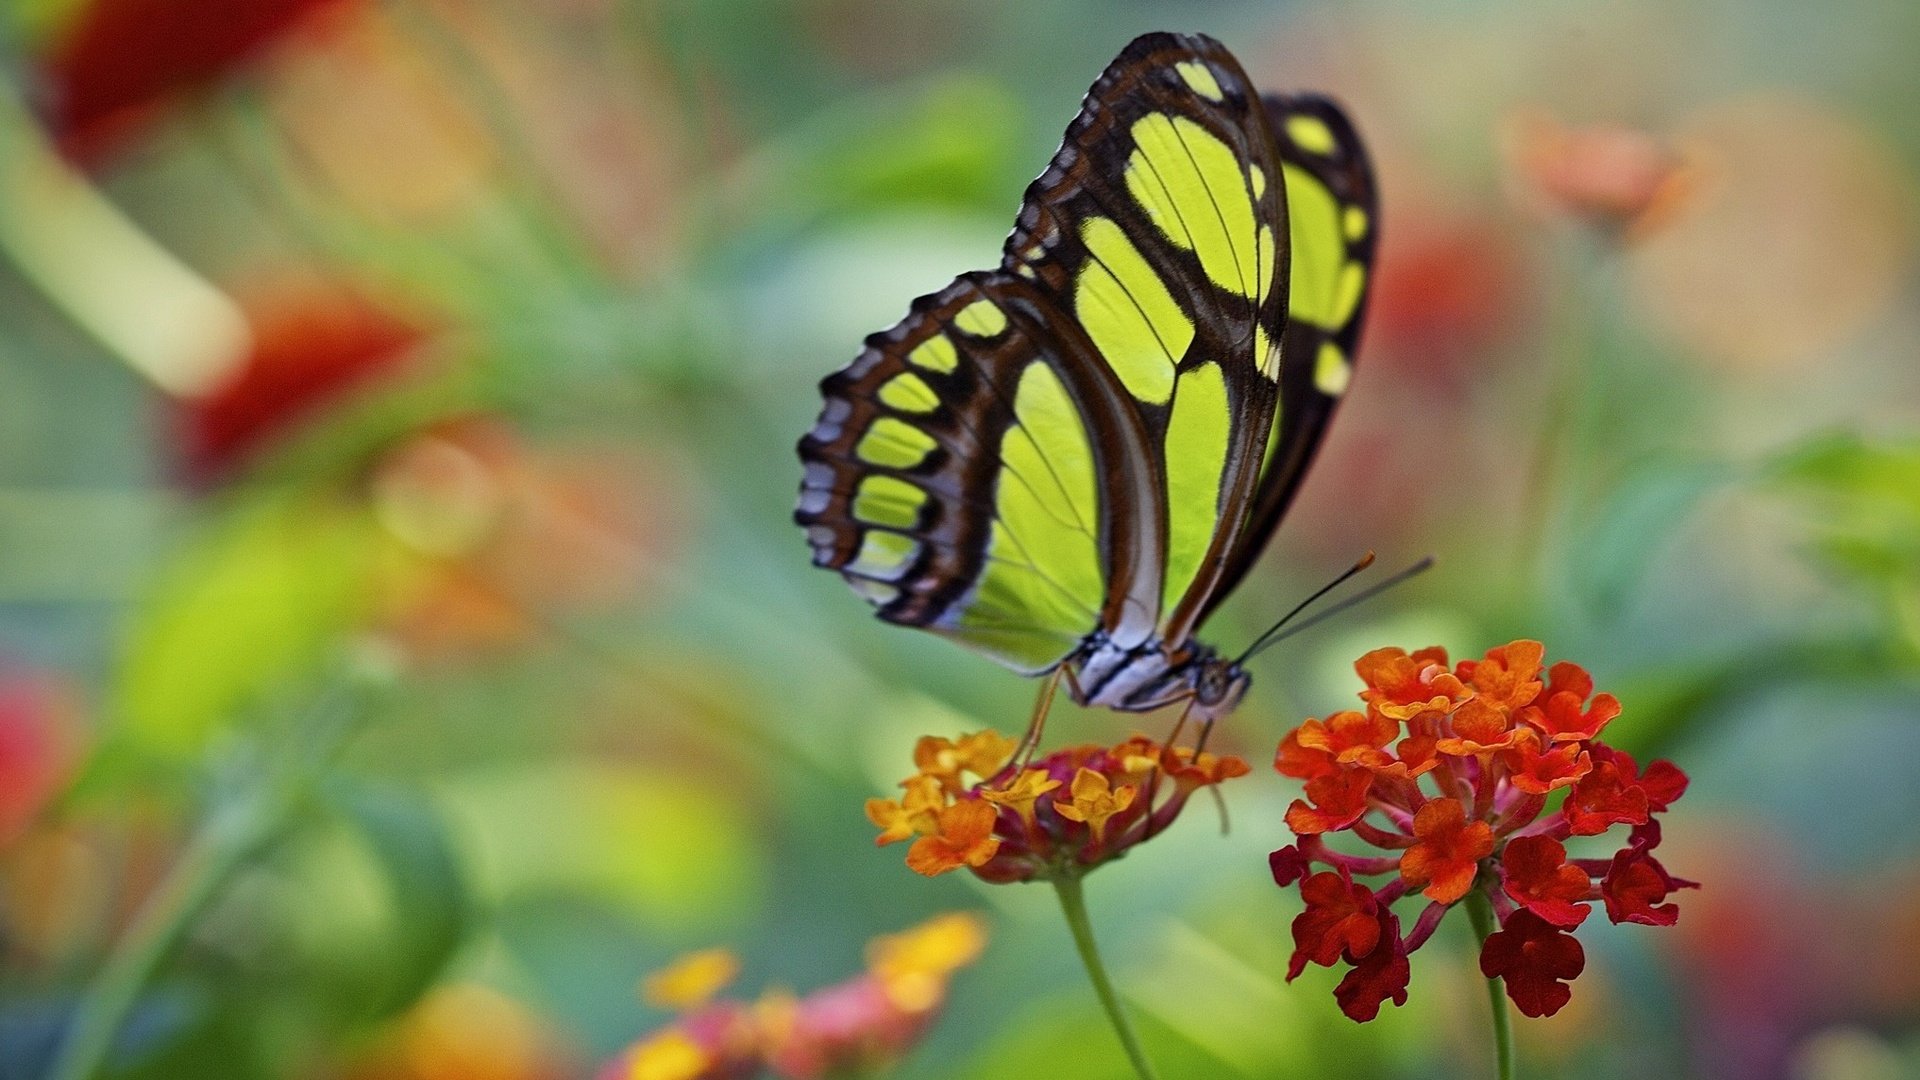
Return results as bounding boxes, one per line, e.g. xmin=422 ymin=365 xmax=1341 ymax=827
xmin=1207 ymin=93 xmax=1380 ymax=615
xmin=999 ymin=32 xmax=1293 ymax=647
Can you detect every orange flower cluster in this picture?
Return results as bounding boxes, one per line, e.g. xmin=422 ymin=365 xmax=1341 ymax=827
xmin=868 ymin=730 xmax=1249 ymax=883
xmin=601 ymin=913 xmax=987 ymax=1080
xmin=1270 ymin=641 xmax=1694 ymax=1021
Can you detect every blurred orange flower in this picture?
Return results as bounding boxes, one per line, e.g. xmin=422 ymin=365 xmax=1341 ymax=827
xmin=344 ymin=983 xmax=577 ymax=1080
xmin=367 ymin=417 xmax=689 ymax=664
xmin=1503 ymin=109 xmax=1694 ymax=239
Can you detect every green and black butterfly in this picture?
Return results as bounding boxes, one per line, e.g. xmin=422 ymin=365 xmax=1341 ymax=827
xmin=796 ymin=31 xmax=1377 ymax=721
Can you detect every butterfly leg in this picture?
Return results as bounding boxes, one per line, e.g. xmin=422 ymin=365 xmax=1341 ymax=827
xmin=1137 ymin=692 xmax=1200 ymax=841
xmin=998 ymin=665 xmax=1065 ymax=784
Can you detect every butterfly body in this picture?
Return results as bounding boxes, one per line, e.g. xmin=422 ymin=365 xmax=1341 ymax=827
xmin=797 ymin=32 xmax=1376 ymax=720
xmin=1071 ymin=632 xmax=1246 ymax=718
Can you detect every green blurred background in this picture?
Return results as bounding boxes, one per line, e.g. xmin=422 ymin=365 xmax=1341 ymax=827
xmin=0 ymin=0 xmax=1916 ymax=1077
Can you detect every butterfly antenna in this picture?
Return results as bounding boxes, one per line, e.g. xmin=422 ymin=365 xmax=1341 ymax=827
xmin=1241 ymin=555 xmax=1436 ymax=662
xmin=1234 ymin=551 xmax=1377 ymax=665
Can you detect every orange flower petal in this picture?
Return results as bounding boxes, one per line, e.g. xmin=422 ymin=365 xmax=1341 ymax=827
xmin=1398 ymin=797 xmax=1494 ymax=904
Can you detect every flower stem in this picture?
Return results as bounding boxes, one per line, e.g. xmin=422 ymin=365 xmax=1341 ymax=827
xmin=1465 ymin=890 xmax=1516 ymax=1080
xmin=46 ymin=683 xmax=367 ymax=1080
xmin=45 ymin=788 xmax=277 ymax=1080
xmin=1052 ymin=875 xmax=1161 ymax=1080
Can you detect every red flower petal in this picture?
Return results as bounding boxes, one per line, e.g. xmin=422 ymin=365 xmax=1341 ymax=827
xmin=1333 ymin=907 xmax=1410 ymax=1022
xmin=1285 ymin=768 xmax=1374 ymax=835
xmin=1637 ymin=759 xmax=1690 ymax=811
xmin=1274 ymin=728 xmax=1339 ymax=781
xmin=1355 ymin=646 xmax=1465 ymax=720
xmin=1501 ymin=728 xmax=1592 ymax=795
xmin=1602 ymin=846 xmax=1696 ymax=926
xmin=1398 ymin=797 xmax=1494 ymax=904
xmin=1563 ymin=760 xmax=1650 ymax=836
xmin=1288 ymin=871 xmax=1380 ymax=979
xmin=1455 ymin=641 xmax=1545 ymax=711
xmin=1479 ymin=909 xmax=1586 ymax=1018
xmin=1269 ymin=844 xmax=1311 ymax=888
xmin=1296 ymin=710 xmax=1398 ymax=766
xmin=1500 ymin=835 xmax=1592 ymax=928
xmin=1523 ymin=688 xmax=1621 ymax=743
xmin=1435 ymin=698 xmax=1520 ymax=756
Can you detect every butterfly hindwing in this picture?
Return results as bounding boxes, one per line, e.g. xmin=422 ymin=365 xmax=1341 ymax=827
xmin=1001 ymin=32 xmax=1292 ymax=647
xmin=1207 ymin=92 xmax=1380 ymax=612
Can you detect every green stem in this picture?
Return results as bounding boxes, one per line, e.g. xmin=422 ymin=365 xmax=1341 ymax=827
xmin=45 ymin=792 xmax=275 ymax=1080
xmin=46 ymin=688 xmax=364 ymax=1080
xmin=1052 ymin=875 xmax=1161 ymax=1080
xmin=1465 ymin=890 xmax=1516 ymax=1080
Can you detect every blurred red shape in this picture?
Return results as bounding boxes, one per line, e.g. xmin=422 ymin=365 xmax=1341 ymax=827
xmin=177 ymin=289 xmax=425 ymax=482
xmin=43 ymin=0 xmax=364 ymax=164
xmin=0 ymin=670 xmax=81 ymax=849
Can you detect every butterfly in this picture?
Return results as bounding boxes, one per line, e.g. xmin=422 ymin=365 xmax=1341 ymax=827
xmin=796 ymin=31 xmax=1376 ymax=722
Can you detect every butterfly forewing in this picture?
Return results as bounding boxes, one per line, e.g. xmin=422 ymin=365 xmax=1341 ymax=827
xmin=797 ymin=273 xmax=1156 ymax=673
xmin=1205 ymin=92 xmax=1380 ymax=614
xmin=1001 ymin=32 xmax=1293 ymax=648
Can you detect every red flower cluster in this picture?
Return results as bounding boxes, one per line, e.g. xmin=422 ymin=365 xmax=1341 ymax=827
xmin=1269 ymin=641 xmax=1694 ymax=1020
xmin=868 ymin=730 xmax=1249 ymax=882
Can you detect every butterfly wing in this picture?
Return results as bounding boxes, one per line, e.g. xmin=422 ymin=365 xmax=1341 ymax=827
xmin=1000 ymin=31 xmax=1292 ymax=650
xmin=797 ymin=273 xmax=1156 ymax=673
xmin=1204 ymin=92 xmax=1380 ymax=616
xmin=797 ymin=32 xmax=1295 ymax=673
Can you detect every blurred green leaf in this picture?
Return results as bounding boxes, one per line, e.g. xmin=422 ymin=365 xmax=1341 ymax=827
xmin=737 ymin=75 xmax=1022 ymax=240
xmin=1767 ymin=430 xmax=1920 ymax=650
xmin=112 ymin=493 xmax=384 ymax=756
xmin=1769 ymin=430 xmax=1920 ymax=579
xmin=324 ymin=779 xmax=471 ymax=1023
xmin=1572 ymin=459 xmax=1738 ymax=617
xmin=439 ymin=762 xmax=765 ymax=930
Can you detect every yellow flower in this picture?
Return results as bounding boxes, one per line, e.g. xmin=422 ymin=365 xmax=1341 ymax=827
xmin=866 ymin=911 xmax=989 ymax=1005
xmin=624 ymin=1030 xmax=712 ymax=1080
xmin=913 ymin=730 xmax=1015 ymax=793
xmin=642 ymin=948 xmax=741 ymax=1010
xmin=1052 ymin=768 xmax=1137 ymax=843
xmin=865 ymin=774 xmax=947 ymax=846
xmin=905 ymin=800 xmax=1001 ymax=876
xmin=978 ymin=767 xmax=1061 ymax=828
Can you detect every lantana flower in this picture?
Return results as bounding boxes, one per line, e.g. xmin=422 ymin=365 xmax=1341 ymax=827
xmin=1502 ymin=109 xmax=1695 ymax=240
xmin=868 ymin=730 xmax=1250 ymax=882
xmin=1270 ymin=641 xmax=1695 ymax=1021
xmin=600 ymin=913 xmax=987 ymax=1080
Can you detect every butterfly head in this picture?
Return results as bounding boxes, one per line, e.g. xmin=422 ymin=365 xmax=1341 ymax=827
xmin=1191 ymin=655 xmax=1250 ymax=720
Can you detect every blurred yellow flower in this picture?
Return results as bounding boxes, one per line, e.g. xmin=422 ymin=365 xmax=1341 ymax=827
xmin=643 ymin=948 xmax=743 ymax=1010
xmin=866 ymin=911 xmax=989 ymax=1009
